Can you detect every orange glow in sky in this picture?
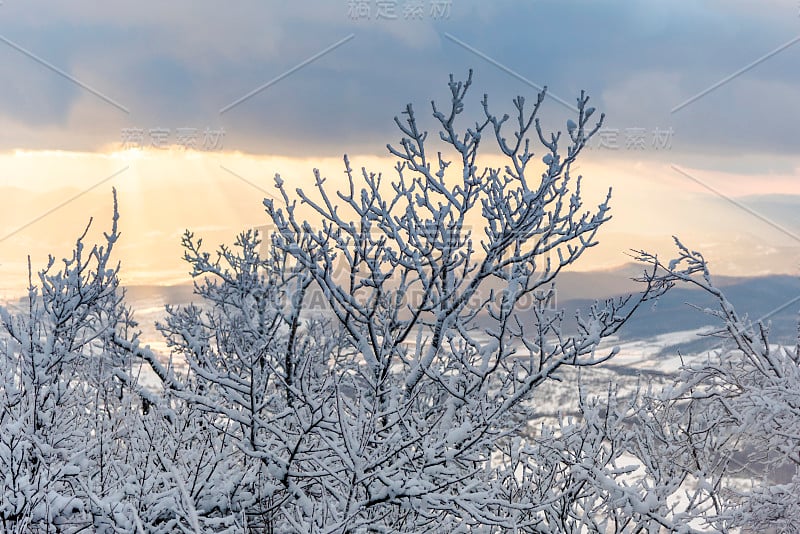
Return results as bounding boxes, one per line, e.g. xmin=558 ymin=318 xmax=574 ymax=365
xmin=1 ymin=147 xmax=798 ymax=302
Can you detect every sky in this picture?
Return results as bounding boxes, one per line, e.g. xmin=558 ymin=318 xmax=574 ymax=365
xmin=0 ymin=0 xmax=799 ymax=298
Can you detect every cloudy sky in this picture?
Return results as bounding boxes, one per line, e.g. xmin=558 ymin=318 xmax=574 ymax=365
xmin=0 ymin=0 xmax=798 ymax=297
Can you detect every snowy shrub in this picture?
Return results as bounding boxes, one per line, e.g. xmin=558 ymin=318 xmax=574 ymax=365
xmin=3 ymin=72 xmax=776 ymax=533
xmin=135 ymin=71 xmax=697 ymax=532
xmin=0 ymin=195 xmax=143 ymax=532
xmin=635 ymin=239 xmax=800 ymax=533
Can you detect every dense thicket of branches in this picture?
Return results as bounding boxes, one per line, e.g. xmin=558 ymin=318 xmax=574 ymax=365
xmin=633 ymin=241 xmax=800 ymax=532
xmin=1 ymin=72 xmax=796 ymax=533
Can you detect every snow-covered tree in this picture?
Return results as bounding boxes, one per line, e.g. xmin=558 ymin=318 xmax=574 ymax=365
xmin=5 ymin=71 xmax=769 ymax=533
xmin=634 ymin=239 xmax=800 ymax=532
xmin=0 ymin=192 xmax=144 ymax=531
xmin=0 ymin=193 xmax=247 ymax=532
xmin=140 ymin=70 xmax=704 ymax=532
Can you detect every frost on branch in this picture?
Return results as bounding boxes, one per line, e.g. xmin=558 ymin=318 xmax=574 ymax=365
xmin=0 ymin=189 xmax=146 ymax=532
xmin=182 ymin=70 xmax=675 ymax=531
xmin=1 ymin=73 xmax=733 ymax=533
xmin=633 ymin=238 xmax=800 ymax=532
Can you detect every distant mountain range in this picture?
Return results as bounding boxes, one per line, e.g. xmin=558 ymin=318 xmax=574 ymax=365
xmin=117 ymin=263 xmax=800 ymax=357
xmin=555 ymin=268 xmax=800 ymax=354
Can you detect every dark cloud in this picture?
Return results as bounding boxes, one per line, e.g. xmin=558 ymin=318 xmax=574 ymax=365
xmin=0 ymin=1 xmax=797 ymax=163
